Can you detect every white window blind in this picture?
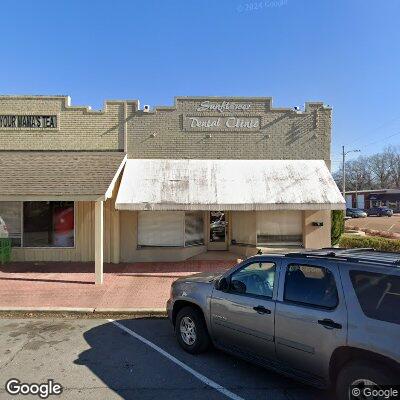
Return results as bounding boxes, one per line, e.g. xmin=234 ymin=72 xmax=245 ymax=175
xmin=138 ymin=211 xmax=184 ymax=247
xmin=257 ymin=211 xmax=303 ymax=245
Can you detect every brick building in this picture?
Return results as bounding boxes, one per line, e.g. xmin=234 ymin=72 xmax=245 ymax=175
xmin=0 ymin=95 xmax=345 ymax=283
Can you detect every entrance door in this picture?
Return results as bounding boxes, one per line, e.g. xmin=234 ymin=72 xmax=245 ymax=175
xmin=208 ymin=211 xmax=228 ymax=250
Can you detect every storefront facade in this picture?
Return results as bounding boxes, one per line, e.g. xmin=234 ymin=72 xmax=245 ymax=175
xmin=0 ymin=95 xmax=345 ymax=283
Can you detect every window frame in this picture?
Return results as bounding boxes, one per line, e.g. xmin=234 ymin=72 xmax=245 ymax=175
xmin=283 ymin=263 xmax=339 ymax=310
xmin=21 ymin=201 xmax=76 ymax=249
xmin=227 ymin=260 xmax=277 ymax=301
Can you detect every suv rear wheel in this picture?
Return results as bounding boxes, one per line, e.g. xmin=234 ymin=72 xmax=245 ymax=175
xmin=336 ymin=361 xmax=398 ymax=400
xmin=175 ymin=306 xmax=210 ymax=354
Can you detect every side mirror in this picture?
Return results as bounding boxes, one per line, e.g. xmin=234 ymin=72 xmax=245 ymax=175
xmin=215 ymin=277 xmax=229 ymax=292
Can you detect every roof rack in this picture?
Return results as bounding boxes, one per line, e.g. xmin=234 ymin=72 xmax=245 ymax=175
xmin=285 ymin=249 xmax=400 ymax=267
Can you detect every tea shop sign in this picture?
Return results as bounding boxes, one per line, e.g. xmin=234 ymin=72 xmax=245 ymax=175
xmin=0 ymin=115 xmax=58 ymax=129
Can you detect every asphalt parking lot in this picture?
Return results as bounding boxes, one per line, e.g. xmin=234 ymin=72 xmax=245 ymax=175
xmin=0 ymin=318 xmax=332 ymax=400
xmin=345 ymin=214 xmax=400 ymax=233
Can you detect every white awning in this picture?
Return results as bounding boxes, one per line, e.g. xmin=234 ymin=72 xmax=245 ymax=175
xmin=115 ymin=159 xmax=345 ymax=211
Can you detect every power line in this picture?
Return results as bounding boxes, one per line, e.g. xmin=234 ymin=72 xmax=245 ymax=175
xmin=343 ymin=115 xmax=400 ymax=147
xmin=358 ymin=130 xmax=400 ymax=149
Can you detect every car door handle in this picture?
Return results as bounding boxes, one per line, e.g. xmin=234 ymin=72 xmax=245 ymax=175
xmin=253 ymin=305 xmax=271 ymax=315
xmin=318 ymin=319 xmax=342 ymax=329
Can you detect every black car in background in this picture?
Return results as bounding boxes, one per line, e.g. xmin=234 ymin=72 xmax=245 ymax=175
xmin=366 ymin=206 xmax=394 ymax=217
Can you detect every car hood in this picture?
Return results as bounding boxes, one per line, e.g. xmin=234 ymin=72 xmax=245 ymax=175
xmin=176 ymin=271 xmax=223 ymax=284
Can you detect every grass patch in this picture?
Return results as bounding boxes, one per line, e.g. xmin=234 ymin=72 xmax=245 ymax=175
xmin=339 ymin=234 xmax=400 ymax=253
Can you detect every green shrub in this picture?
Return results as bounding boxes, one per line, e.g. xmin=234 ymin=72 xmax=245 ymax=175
xmin=331 ymin=210 xmax=345 ymax=246
xmin=339 ymin=234 xmax=400 ymax=253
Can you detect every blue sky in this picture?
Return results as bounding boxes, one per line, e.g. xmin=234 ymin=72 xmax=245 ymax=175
xmin=1 ymin=0 xmax=400 ymax=169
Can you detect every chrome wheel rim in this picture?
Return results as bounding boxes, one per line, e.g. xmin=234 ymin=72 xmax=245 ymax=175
xmin=180 ymin=316 xmax=197 ymax=346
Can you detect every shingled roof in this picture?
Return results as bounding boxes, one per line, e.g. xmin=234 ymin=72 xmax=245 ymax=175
xmin=0 ymin=152 xmax=126 ymax=200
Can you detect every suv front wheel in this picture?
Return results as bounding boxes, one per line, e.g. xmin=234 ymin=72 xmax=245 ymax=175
xmin=175 ymin=306 xmax=210 ymax=354
xmin=336 ymin=360 xmax=398 ymax=400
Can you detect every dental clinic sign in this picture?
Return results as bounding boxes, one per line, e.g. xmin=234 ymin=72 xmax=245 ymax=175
xmin=184 ymin=116 xmax=260 ymax=131
xmin=184 ymin=101 xmax=260 ymax=131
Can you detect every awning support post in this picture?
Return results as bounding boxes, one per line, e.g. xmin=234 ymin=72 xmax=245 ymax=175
xmin=95 ymin=200 xmax=104 ymax=285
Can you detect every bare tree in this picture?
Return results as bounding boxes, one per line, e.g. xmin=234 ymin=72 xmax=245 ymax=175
xmin=368 ymin=150 xmax=393 ymax=188
xmin=333 ymin=147 xmax=399 ymax=190
xmin=386 ymin=145 xmax=400 ymax=188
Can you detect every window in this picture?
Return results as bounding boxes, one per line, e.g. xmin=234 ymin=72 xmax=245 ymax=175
xmin=138 ymin=211 xmax=205 ymax=247
xmin=350 ymin=271 xmax=400 ymax=325
xmin=256 ymin=211 xmax=302 ymax=245
xmin=0 ymin=202 xmax=22 ymax=247
xmin=138 ymin=211 xmax=184 ymax=247
xmin=284 ymin=264 xmax=338 ymax=309
xmin=23 ymin=202 xmax=74 ymax=247
xmin=230 ymin=262 xmax=276 ymax=298
xmin=185 ymin=212 xmax=204 ymax=246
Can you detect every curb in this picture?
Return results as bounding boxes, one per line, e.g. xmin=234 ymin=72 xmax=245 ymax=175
xmin=0 ymin=307 xmax=167 ymax=319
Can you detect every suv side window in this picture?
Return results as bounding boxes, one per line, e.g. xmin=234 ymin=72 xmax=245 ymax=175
xmin=230 ymin=261 xmax=276 ymax=298
xmin=284 ymin=264 xmax=338 ymax=309
xmin=350 ymin=271 xmax=400 ymax=325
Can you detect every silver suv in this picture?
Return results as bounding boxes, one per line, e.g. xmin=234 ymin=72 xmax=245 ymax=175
xmin=167 ymin=249 xmax=400 ymax=399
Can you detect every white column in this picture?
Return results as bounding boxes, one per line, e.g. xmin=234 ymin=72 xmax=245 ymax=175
xmin=95 ymin=200 xmax=104 ymax=285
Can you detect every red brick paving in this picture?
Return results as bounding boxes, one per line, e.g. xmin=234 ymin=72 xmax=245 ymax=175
xmin=0 ymin=261 xmax=236 ymax=309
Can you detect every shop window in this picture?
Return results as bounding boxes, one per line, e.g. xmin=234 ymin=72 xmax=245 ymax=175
xmin=257 ymin=211 xmax=302 ymax=246
xmin=0 ymin=202 xmax=22 ymax=247
xmin=185 ymin=212 xmax=204 ymax=246
xmin=23 ymin=202 xmax=74 ymax=248
xmin=138 ymin=211 xmax=184 ymax=247
xmin=138 ymin=211 xmax=205 ymax=248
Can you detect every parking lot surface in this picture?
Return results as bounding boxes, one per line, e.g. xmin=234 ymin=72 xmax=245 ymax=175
xmin=345 ymin=214 xmax=400 ymax=233
xmin=0 ymin=318 xmax=332 ymax=400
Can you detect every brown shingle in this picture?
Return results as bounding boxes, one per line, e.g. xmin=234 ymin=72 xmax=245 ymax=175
xmin=0 ymin=152 xmax=126 ymax=198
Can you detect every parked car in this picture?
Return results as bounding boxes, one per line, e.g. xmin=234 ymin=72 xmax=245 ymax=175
xmin=366 ymin=206 xmax=394 ymax=217
xmin=0 ymin=216 xmax=9 ymax=238
xmin=167 ymin=249 xmax=400 ymax=400
xmin=346 ymin=208 xmax=367 ymax=218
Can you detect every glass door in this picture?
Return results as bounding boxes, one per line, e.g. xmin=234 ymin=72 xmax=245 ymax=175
xmin=208 ymin=211 xmax=228 ymax=250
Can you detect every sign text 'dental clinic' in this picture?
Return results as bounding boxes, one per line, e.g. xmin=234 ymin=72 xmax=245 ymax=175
xmin=0 ymin=115 xmax=58 ymax=129
xmin=184 ymin=116 xmax=260 ymax=131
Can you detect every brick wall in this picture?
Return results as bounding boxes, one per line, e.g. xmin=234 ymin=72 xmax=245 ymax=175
xmin=127 ymin=97 xmax=331 ymax=164
xmin=0 ymin=96 xmax=137 ymax=151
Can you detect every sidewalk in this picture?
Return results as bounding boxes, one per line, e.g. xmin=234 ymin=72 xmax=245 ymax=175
xmin=0 ymin=259 xmax=237 ymax=311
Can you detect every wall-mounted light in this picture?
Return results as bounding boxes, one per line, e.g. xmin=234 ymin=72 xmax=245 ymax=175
xmin=312 ymin=221 xmax=324 ymax=227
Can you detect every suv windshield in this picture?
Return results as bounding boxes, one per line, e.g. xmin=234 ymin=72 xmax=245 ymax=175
xmin=350 ymin=271 xmax=400 ymax=325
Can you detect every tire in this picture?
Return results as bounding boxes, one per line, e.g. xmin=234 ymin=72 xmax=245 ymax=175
xmin=175 ymin=306 xmax=210 ymax=354
xmin=336 ymin=361 xmax=399 ymax=400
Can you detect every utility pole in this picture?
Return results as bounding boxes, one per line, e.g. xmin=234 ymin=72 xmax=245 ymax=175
xmin=342 ymin=145 xmax=361 ymax=205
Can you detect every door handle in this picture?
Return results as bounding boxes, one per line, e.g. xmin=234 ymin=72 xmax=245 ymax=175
xmin=318 ymin=319 xmax=342 ymax=329
xmin=253 ymin=305 xmax=271 ymax=315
